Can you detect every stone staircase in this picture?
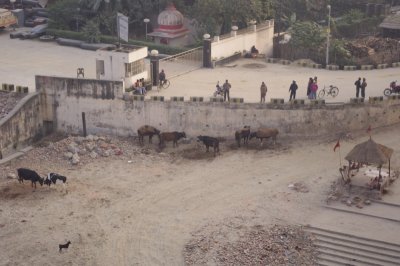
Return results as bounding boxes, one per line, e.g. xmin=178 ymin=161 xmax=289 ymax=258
xmin=305 ymin=226 xmax=400 ymax=266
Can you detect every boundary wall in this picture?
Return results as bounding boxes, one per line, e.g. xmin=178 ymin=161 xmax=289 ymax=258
xmin=35 ymin=76 xmax=400 ymax=141
xmin=0 ymin=92 xmax=42 ymax=158
xmin=211 ymin=21 xmax=274 ymax=61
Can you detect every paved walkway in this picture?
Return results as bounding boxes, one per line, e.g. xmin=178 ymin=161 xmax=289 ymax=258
xmin=1 ymin=30 xmax=399 ymax=103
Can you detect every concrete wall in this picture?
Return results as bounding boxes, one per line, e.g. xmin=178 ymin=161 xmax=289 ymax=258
xmin=211 ymin=20 xmax=274 ymax=60
xmin=0 ymin=92 xmax=43 ymax=158
xmin=36 ymin=76 xmax=400 ymax=140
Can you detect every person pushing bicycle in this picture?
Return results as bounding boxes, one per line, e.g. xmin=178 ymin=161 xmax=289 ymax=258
xmin=159 ymin=69 xmax=166 ymax=86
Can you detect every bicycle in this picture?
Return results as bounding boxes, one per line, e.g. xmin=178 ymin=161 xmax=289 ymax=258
xmin=157 ymin=79 xmax=170 ymax=91
xmin=318 ymin=85 xmax=339 ymax=99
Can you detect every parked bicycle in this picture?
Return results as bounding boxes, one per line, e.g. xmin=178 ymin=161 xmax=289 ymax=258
xmin=318 ymin=85 xmax=339 ymax=99
xmin=157 ymin=79 xmax=170 ymax=91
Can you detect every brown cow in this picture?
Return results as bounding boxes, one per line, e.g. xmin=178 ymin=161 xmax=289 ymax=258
xmin=235 ymin=126 xmax=250 ymax=147
xmin=249 ymin=127 xmax=279 ymax=146
xmin=137 ymin=125 xmax=160 ymax=145
xmin=159 ymin=131 xmax=186 ymax=148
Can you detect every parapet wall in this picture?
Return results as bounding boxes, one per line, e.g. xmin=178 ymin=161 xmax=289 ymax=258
xmin=36 ymin=76 xmax=400 ymax=140
xmin=0 ymin=92 xmax=42 ymax=158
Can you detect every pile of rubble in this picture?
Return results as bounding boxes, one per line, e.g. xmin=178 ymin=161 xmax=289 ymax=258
xmin=184 ymin=224 xmax=318 ymax=265
xmin=60 ymin=134 xmax=126 ymax=165
xmin=0 ymin=134 xmax=171 ymax=178
xmin=0 ymin=91 xmax=26 ymax=120
xmin=345 ymin=37 xmax=400 ymax=65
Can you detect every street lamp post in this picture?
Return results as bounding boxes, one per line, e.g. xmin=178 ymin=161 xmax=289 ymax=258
xmin=144 ymin=18 xmax=150 ymax=40
xmin=10 ymin=0 xmax=16 ymax=9
xmin=76 ymin=8 xmax=80 ymax=32
xmin=326 ymin=5 xmax=331 ymax=66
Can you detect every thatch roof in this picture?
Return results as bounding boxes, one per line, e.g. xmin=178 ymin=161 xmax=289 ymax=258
xmin=380 ymin=14 xmax=400 ymax=30
xmin=345 ymin=138 xmax=393 ymax=165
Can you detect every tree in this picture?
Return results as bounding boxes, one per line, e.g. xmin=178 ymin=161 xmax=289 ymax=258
xmin=289 ymin=21 xmax=325 ymax=58
xmin=48 ymin=0 xmax=82 ymax=30
xmin=188 ymin=0 xmax=262 ymax=36
xmin=82 ymin=19 xmax=101 ymax=43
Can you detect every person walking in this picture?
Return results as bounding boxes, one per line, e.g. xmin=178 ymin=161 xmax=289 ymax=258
xmin=289 ymin=80 xmax=298 ymax=101
xmin=307 ymin=77 xmax=313 ymax=99
xmin=354 ymin=77 xmax=361 ymax=98
xmin=361 ymin=78 xmax=367 ymax=98
xmin=223 ymin=79 xmax=231 ymax=102
xmin=260 ymin=81 xmax=267 ymax=103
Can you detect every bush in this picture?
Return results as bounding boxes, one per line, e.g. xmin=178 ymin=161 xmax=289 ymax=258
xmin=46 ymin=28 xmax=189 ymax=55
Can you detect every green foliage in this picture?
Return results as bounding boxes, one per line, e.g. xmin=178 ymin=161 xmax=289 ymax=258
xmin=336 ymin=16 xmax=383 ymax=38
xmin=46 ymin=28 xmax=188 ymax=55
xmin=329 ymin=39 xmax=353 ymax=65
xmin=340 ymin=9 xmax=364 ymax=24
xmin=188 ymin=0 xmax=262 ymax=36
xmin=82 ymin=19 xmax=101 ymax=43
xmin=289 ymin=21 xmax=325 ymax=49
xmin=48 ymin=0 xmax=82 ymax=30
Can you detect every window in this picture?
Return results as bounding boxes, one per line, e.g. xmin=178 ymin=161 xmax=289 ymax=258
xmin=125 ymin=59 xmax=145 ymax=77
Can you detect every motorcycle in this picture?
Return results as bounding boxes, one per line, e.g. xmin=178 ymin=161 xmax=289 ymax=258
xmin=383 ymin=81 xmax=400 ymax=96
xmin=213 ymin=83 xmax=224 ymax=97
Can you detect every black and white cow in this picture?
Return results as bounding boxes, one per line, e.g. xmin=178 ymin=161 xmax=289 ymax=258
xmin=17 ymin=168 xmax=44 ymax=189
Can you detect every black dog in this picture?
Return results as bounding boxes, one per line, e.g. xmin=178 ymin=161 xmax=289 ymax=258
xmin=59 ymin=241 xmax=71 ymax=252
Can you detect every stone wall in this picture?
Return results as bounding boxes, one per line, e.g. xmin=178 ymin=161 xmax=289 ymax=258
xmin=0 ymin=92 xmax=42 ymax=158
xmin=36 ymin=76 xmax=400 ymax=140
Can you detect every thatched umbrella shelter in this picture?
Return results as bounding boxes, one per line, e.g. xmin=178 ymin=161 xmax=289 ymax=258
xmin=345 ymin=138 xmax=393 ymax=177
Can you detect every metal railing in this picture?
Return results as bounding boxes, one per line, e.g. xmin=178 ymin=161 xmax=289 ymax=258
xmin=159 ymin=47 xmax=203 ymax=79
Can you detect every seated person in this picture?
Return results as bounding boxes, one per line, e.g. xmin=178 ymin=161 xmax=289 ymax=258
xmin=251 ymin=45 xmax=259 ymax=56
xmin=139 ymin=78 xmax=147 ymax=95
xmin=133 ymin=79 xmax=144 ymax=95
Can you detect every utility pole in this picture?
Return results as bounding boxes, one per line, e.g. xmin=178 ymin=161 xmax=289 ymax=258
xmin=326 ymin=5 xmax=331 ymax=66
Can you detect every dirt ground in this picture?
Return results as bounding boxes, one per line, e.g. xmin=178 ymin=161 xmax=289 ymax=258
xmin=1 ymin=124 xmax=399 ymax=265
xmin=1 ymin=30 xmax=400 ymax=265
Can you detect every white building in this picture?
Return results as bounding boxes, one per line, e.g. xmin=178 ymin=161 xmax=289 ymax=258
xmin=96 ymin=45 xmax=148 ymax=88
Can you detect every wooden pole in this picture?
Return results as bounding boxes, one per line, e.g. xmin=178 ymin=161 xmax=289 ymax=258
xmin=82 ymin=112 xmax=87 ymax=137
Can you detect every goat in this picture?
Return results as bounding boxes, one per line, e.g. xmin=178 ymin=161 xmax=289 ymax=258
xmin=17 ymin=168 xmax=44 ymax=189
xmin=44 ymin=173 xmax=67 ymax=186
xmin=59 ymin=241 xmax=71 ymax=252
xmin=159 ymin=131 xmax=186 ymax=148
xmin=137 ymin=125 xmax=160 ymax=145
xmin=249 ymin=127 xmax=279 ymax=146
xmin=197 ymin=135 xmax=220 ymax=156
xmin=235 ymin=126 xmax=250 ymax=147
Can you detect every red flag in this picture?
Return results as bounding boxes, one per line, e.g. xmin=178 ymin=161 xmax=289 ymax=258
xmin=333 ymin=140 xmax=340 ymax=152
xmin=367 ymin=125 xmax=372 ymax=134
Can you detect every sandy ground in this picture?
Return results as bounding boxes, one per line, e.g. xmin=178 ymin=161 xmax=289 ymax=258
xmin=1 ymin=30 xmax=400 ymax=103
xmin=1 ymin=124 xmax=399 ymax=265
xmin=1 ymin=30 xmax=400 ymax=265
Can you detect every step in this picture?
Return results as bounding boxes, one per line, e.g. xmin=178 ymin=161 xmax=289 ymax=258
xmin=306 ymin=227 xmax=400 ymax=253
xmin=315 ymin=241 xmax=400 ymax=265
xmin=318 ymin=250 xmax=383 ymax=266
xmin=315 ymin=239 xmax=400 ymax=261
xmin=324 ymin=203 xmax=400 ymax=223
xmin=317 ymin=261 xmax=347 ymax=266
xmin=318 ymin=252 xmax=371 ymax=266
